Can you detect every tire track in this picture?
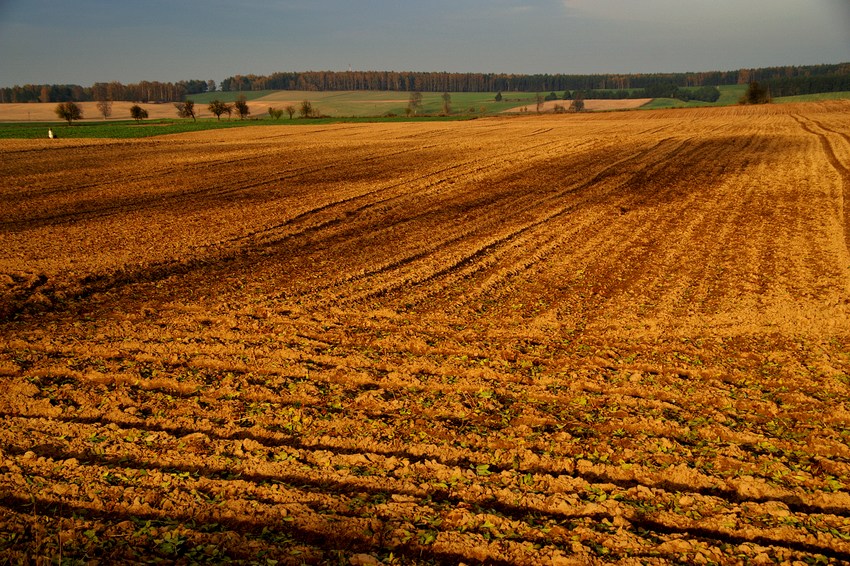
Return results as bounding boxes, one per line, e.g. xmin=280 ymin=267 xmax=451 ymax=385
xmin=792 ymin=113 xmax=850 ymax=256
xmin=314 ymin=137 xmax=687 ymax=308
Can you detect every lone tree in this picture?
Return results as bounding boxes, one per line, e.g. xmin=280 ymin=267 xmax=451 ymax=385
xmin=130 ymin=104 xmax=148 ymax=122
xmin=441 ymin=92 xmax=452 ymax=115
xmin=299 ymin=100 xmax=314 ymax=118
xmin=175 ymin=100 xmax=196 ymax=121
xmin=96 ymin=99 xmax=112 ymax=119
xmin=234 ymin=94 xmax=250 ymax=120
xmin=54 ymin=101 xmax=83 ymax=125
xmin=570 ymin=93 xmax=585 ymax=112
xmin=740 ymin=81 xmax=772 ymax=105
xmin=208 ymin=100 xmax=232 ymax=120
xmin=407 ymin=91 xmax=423 ymax=116
xmin=284 ymin=105 xmax=296 ymax=119
xmin=495 ymin=92 xmax=502 ymax=102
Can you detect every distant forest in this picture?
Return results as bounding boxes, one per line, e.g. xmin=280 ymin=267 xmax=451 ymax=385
xmin=2 ymin=63 xmax=849 ymax=104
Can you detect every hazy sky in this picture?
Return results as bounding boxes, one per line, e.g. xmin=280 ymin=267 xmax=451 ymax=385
xmin=0 ymin=0 xmax=848 ymax=88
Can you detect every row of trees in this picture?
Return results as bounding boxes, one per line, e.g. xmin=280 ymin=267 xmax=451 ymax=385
xmin=760 ymin=73 xmax=850 ymax=98
xmin=219 ymin=63 xmax=850 ymax=93
xmin=524 ymin=84 xmax=721 ymax=103
xmin=0 ymin=79 xmax=215 ymax=104
xmin=6 ymin=62 xmax=848 ymax=104
xmin=46 ymin=80 xmax=775 ymax=125
xmin=52 ymin=96 xmax=321 ymax=125
xmin=54 ymin=101 xmax=150 ymax=124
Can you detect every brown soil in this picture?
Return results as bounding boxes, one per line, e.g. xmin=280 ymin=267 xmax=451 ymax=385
xmin=1 ymin=102 xmax=850 ymax=564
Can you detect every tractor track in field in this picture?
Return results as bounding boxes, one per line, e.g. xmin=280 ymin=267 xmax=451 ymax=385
xmin=792 ymin=114 xmax=850 ymax=258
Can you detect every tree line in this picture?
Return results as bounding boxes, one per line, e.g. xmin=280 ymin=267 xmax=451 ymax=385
xmin=548 ymin=84 xmax=720 ymax=103
xmin=220 ymin=70 xmax=728 ymax=93
xmin=3 ymin=62 xmax=848 ymax=104
xmin=51 ymin=94 xmax=317 ymax=125
xmin=219 ymin=63 xmax=850 ymax=93
xmin=761 ymin=73 xmax=850 ymax=98
xmin=0 ymin=79 xmax=214 ymax=104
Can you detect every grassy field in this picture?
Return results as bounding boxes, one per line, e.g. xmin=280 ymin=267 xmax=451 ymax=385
xmin=0 ymin=119 xmax=257 ymax=139
xmin=183 ymin=90 xmax=529 ymax=116
xmin=252 ymin=90 xmax=539 ymax=116
xmin=639 ymin=84 xmax=749 ymax=110
xmin=776 ymin=91 xmax=850 ymax=103
xmin=642 ymin=86 xmax=850 ymax=109
xmin=0 ymin=115 xmax=481 ymax=139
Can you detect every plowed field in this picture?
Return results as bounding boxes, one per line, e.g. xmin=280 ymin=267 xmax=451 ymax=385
xmin=1 ymin=102 xmax=850 ymax=565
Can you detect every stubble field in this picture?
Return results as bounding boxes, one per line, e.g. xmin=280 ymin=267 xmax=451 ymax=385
xmin=1 ymin=102 xmax=850 ymax=564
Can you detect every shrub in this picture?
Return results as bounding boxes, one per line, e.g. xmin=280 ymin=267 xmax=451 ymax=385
xmin=739 ymin=82 xmax=772 ymax=105
xmin=130 ymin=105 xmax=148 ymax=122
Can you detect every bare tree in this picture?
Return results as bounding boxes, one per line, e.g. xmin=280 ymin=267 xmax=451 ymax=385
xmin=570 ymin=93 xmax=585 ymax=112
xmin=234 ymin=94 xmax=250 ymax=120
xmin=285 ymin=105 xmax=296 ymax=119
xmin=407 ymin=91 xmax=423 ymax=116
xmin=299 ymin=100 xmax=314 ymax=118
xmin=175 ymin=100 xmax=196 ymax=121
xmin=441 ymin=92 xmax=452 ymax=115
xmin=96 ymin=99 xmax=113 ymax=119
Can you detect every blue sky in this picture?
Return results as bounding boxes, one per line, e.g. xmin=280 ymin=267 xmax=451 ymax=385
xmin=0 ymin=0 xmax=848 ymax=88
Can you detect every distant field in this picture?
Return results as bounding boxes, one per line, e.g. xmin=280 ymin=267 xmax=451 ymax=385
xmin=0 ymin=101 xmax=191 ymax=123
xmin=639 ymin=84 xmax=749 ymax=110
xmin=0 ymin=119 xmax=272 ymax=140
xmin=1 ymin=86 xmax=847 ymax=126
xmin=158 ymin=91 xmax=541 ymax=117
xmin=503 ymin=99 xmax=652 ymax=113
xmin=776 ymin=91 xmax=850 ymax=103
xmin=0 ymin=92 xmax=535 ymax=121
xmin=248 ymin=91 xmax=540 ymax=116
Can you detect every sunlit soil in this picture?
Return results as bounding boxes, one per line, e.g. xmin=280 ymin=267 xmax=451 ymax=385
xmin=1 ymin=102 xmax=850 ymax=564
